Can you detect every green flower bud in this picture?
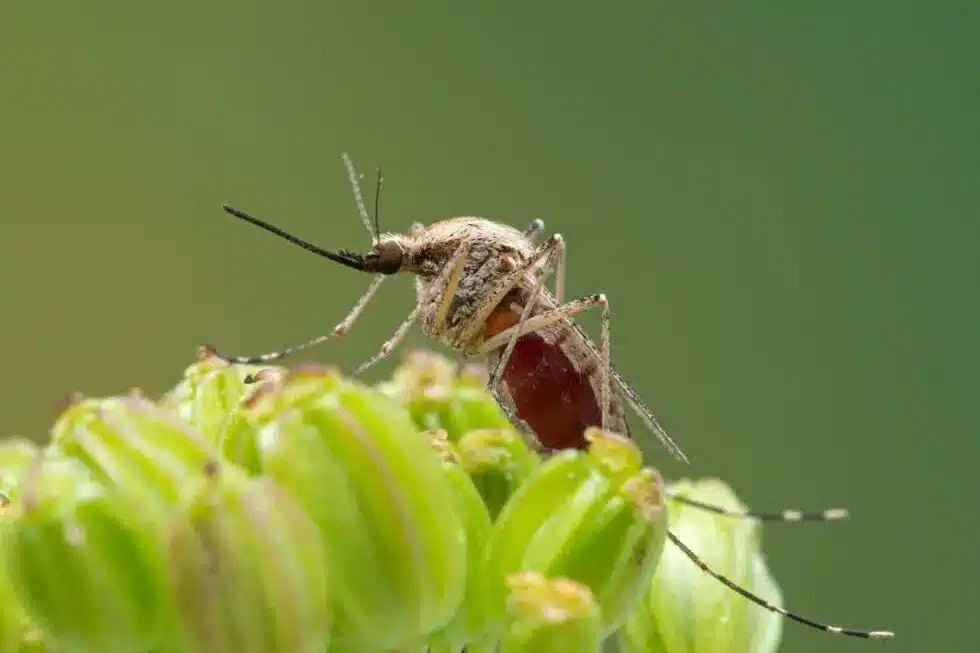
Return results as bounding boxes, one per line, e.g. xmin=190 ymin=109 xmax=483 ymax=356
xmin=240 ymin=366 xmax=467 ymax=651
xmin=0 ymin=578 xmax=22 ymax=653
xmin=455 ymin=429 xmax=541 ymax=519
xmin=501 ymin=571 xmax=601 ymax=653
xmin=1 ymin=501 xmax=28 ymax=653
xmin=619 ymin=478 xmax=784 ymax=653
xmin=377 ymin=350 xmax=513 ymax=440
xmin=12 ymin=628 xmax=48 ymax=653
xmin=215 ymin=366 xmax=287 ymax=476
xmin=0 ymin=500 xmax=47 ymax=653
xmin=485 ymin=429 xmax=667 ymax=638
xmin=0 ymin=439 xmax=38 ymax=504
xmin=162 ymin=354 xmax=286 ymax=458
xmin=0 ymin=457 xmax=168 ymax=653
xmin=50 ymin=395 xmax=219 ymax=511
xmin=164 ymin=462 xmax=330 ymax=653
xmin=423 ymin=431 xmax=494 ymax=653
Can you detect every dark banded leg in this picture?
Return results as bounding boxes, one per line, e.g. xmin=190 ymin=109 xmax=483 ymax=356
xmin=667 ymin=493 xmax=850 ymax=523
xmin=667 ymin=531 xmax=894 ymax=639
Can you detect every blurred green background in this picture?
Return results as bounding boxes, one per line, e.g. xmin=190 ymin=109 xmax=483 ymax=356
xmin=1 ymin=3 xmax=975 ymax=652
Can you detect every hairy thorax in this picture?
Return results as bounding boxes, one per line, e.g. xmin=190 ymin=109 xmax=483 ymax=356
xmin=413 ymin=217 xmax=536 ymax=350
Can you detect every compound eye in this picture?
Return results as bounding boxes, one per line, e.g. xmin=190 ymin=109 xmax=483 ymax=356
xmin=373 ymin=240 xmax=403 ymax=275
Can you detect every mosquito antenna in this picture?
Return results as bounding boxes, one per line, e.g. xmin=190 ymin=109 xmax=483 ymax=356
xmin=342 ymin=152 xmax=375 ymax=243
xmin=373 ymin=165 xmax=384 ymax=242
xmin=667 ymin=531 xmax=893 ymax=639
xmin=667 ymin=493 xmax=850 ymax=523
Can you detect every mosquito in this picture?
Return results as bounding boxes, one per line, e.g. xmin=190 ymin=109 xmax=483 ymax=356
xmin=202 ymin=154 xmax=893 ymax=641
xmin=207 ymin=153 xmax=684 ymax=461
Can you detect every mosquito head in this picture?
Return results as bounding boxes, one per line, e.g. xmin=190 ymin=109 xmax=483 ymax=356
xmin=327 ymin=237 xmax=407 ymax=275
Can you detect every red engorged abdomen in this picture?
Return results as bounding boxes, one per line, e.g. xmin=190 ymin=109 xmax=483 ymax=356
xmin=500 ymin=332 xmax=601 ymax=450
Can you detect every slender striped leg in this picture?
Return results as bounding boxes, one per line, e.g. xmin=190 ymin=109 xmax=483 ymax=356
xmin=667 ymin=532 xmax=894 ymax=639
xmin=351 ymin=304 xmax=422 ymax=377
xmin=200 ymin=274 xmax=387 ymax=364
xmin=484 ymin=235 xmax=566 ymax=395
xmin=666 ymin=493 xmax=850 ymax=522
xmin=352 ymin=241 xmax=470 ymax=377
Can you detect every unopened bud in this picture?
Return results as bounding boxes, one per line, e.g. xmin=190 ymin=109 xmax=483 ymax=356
xmin=378 ymin=350 xmax=514 ymax=440
xmin=1 ymin=457 xmax=168 ymax=653
xmin=0 ymin=439 xmax=38 ymax=504
xmin=423 ymin=431 xmax=495 ymax=652
xmin=619 ymin=478 xmax=784 ymax=653
xmin=161 ymin=356 xmax=284 ymax=449
xmin=455 ymin=428 xmax=541 ymax=519
xmin=50 ymin=396 xmax=218 ymax=512
xmin=485 ymin=428 xmax=667 ymax=638
xmin=501 ymin=571 xmax=601 ymax=653
xmin=164 ymin=463 xmax=330 ymax=653
xmin=239 ymin=366 xmax=467 ymax=651
xmin=1 ymin=506 xmax=27 ymax=653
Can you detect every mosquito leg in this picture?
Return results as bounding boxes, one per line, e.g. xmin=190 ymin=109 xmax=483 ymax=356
xmin=485 ymin=238 xmax=566 ymax=394
xmin=598 ymin=289 xmax=609 ymax=429
xmin=611 ymin=367 xmax=688 ymax=464
xmin=353 ymin=240 xmax=470 ymax=376
xmin=488 ymin=384 xmax=545 ymax=452
xmin=486 ymin=276 xmax=545 ymax=395
xmin=477 ymin=292 xmax=611 ymax=428
xmin=352 ymin=304 xmax=422 ymax=376
xmin=465 ymin=227 xmax=684 ymax=463
xmin=667 ymin=532 xmax=893 ymax=638
xmin=521 ymin=219 xmax=566 ymax=302
xmin=553 ymin=230 xmax=567 ymax=305
xmin=666 ymin=494 xmax=850 ymax=522
xmin=430 ymin=241 xmax=471 ymax=332
xmin=200 ymin=274 xmax=387 ymax=365
xmin=519 ymin=219 xmax=563 ymax=302
xmin=476 ymin=294 xmax=607 ymax=353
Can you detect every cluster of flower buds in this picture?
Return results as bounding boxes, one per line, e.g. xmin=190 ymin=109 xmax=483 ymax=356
xmin=0 ymin=349 xmax=789 ymax=653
